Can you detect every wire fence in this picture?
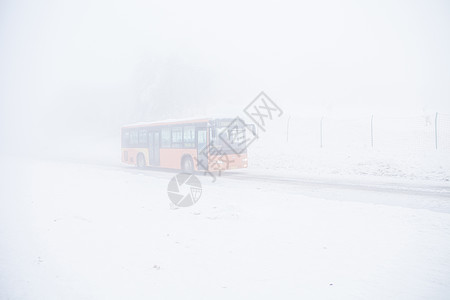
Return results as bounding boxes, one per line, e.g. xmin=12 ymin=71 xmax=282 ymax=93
xmin=282 ymin=113 xmax=450 ymax=152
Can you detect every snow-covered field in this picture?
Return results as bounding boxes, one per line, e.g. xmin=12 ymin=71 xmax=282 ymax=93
xmin=1 ymin=119 xmax=449 ymax=299
xmin=1 ymin=155 xmax=450 ymax=299
xmin=3 ymin=0 xmax=450 ymax=298
xmin=249 ymin=114 xmax=450 ymax=183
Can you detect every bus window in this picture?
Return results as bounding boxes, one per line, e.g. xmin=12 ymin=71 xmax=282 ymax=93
xmin=122 ymin=129 xmax=130 ymax=147
xmin=229 ymin=127 xmax=245 ymax=144
xmin=139 ymin=128 xmax=147 ymax=144
xmin=212 ymin=125 xmax=247 ymax=153
xmin=130 ymin=129 xmax=139 ymax=145
xmin=171 ymin=127 xmax=183 ymax=148
xmin=161 ymin=128 xmax=171 ymax=148
xmin=183 ymin=126 xmax=195 ymax=148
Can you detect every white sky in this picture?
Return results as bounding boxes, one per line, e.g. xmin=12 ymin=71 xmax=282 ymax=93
xmin=1 ymin=0 xmax=450 ymax=141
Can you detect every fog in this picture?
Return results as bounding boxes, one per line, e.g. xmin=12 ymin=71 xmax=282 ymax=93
xmin=2 ymin=2 xmax=450 ymax=299
xmin=1 ymin=0 xmax=450 ymax=151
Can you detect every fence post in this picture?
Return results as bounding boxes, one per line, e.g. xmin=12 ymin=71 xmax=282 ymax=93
xmin=286 ymin=115 xmax=291 ymax=143
xmin=435 ymin=112 xmax=438 ymax=150
xmin=320 ymin=117 xmax=324 ymax=148
xmin=371 ymin=114 xmax=374 ymax=148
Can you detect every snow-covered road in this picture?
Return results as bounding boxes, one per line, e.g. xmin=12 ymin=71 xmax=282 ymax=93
xmin=118 ymin=165 xmax=450 ymax=213
xmin=1 ymin=158 xmax=450 ymax=299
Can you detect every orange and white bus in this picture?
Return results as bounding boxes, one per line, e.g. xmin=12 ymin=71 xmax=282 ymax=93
xmin=121 ymin=118 xmax=251 ymax=172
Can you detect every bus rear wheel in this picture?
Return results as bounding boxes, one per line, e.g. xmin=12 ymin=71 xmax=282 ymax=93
xmin=182 ymin=156 xmax=194 ymax=173
xmin=136 ymin=153 xmax=146 ymax=169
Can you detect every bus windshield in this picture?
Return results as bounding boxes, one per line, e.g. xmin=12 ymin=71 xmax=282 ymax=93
xmin=211 ymin=125 xmax=247 ymax=154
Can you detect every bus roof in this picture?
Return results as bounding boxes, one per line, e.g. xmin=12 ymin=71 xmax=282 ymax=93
xmin=122 ymin=117 xmax=213 ymax=128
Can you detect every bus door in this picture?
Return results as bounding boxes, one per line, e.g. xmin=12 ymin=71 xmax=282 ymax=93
xmin=196 ymin=128 xmax=208 ymax=170
xmin=153 ymin=131 xmax=160 ymax=166
xmin=147 ymin=131 xmax=154 ymax=165
xmin=147 ymin=131 xmax=160 ymax=166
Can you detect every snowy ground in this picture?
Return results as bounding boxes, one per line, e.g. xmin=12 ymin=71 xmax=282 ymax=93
xmin=248 ymin=115 xmax=450 ymax=183
xmin=1 ymin=155 xmax=450 ymax=299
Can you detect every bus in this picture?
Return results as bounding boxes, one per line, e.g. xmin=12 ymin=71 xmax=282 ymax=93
xmin=121 ymin=118 xmax=252 ymax=172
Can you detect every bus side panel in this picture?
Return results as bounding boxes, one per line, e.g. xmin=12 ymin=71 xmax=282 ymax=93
xmin=159 ymin=148 xmax=197 ymax=169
